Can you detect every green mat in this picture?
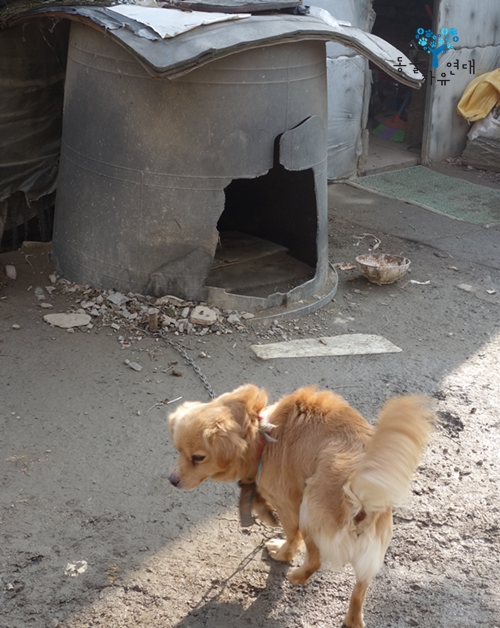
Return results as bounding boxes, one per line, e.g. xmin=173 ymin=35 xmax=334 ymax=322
xmin=353 ymin=166 xmax=500 ymax=226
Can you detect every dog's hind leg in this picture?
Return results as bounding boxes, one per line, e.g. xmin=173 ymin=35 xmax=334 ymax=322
xmin=288 ymin=534 xmax=321 ymax=584
xmin=265 ymin=512 xmax=302 ymax=562
xmin=343 ymin=580 xmax=369 ymax=628
xmin=344 ymin=509 xmax=392 ymax=628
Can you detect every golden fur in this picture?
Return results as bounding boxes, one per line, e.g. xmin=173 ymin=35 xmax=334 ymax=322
xmin=168 ymin=385 xmax=435 ymax=628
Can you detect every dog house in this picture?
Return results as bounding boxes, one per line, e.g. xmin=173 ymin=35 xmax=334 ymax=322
xmin=8 ymin=4 xmax=422 ymax=318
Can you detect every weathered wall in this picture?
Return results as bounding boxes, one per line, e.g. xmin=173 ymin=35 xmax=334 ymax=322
xmin=424 ymin=0 xmax=500 ymax=163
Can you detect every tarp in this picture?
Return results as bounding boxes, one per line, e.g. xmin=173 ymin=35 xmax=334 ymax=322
xmin=0 ymin=18 xmax=69 ymax=242
xmin=0 ymin=19 xmax=68 ymax=204
xmin=457 ymin=68 xmax=500 ymax=123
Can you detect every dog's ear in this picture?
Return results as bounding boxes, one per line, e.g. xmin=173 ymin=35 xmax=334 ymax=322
xmin=220 ymin=384 xmax=268 ymax=422
xmin=203 ymin=416 xmax=248 ymax=469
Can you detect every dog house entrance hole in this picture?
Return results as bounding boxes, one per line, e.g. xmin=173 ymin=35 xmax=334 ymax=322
xmin=206 ymin=162 xmax=318 ymax=298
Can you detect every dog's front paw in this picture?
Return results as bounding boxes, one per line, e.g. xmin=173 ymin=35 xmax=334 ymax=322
xmin=265 ymin=538 xmax=294 ymax=562
xmin=342 ymin=621 xmax=365 ymax=628
xmin=265 ymin=537 xmax=287 ymax=558
xmin=288 ymin=566 xmax=310 ymax=585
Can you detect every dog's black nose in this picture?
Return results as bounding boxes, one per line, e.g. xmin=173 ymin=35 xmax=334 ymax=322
xmin=169 ymin=473 xmax=180 ymax=487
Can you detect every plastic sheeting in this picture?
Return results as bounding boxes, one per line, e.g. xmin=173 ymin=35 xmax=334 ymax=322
xmin=467 ymin=107 xmax=500 ymax=141
xmin=0 ymin=20 xmax=68 ymax=201
xmin=0 ymin=18 xmax=68 ymax=238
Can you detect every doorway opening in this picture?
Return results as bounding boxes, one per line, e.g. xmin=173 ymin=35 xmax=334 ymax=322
xmin=206 ymin=160 xmax=318 ymax=299
xmin=365 ymin=0 xmax=435 ymax=174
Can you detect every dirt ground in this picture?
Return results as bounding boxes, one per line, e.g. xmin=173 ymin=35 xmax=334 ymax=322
xmin=1 ymin=164 xmax=500 ymax=628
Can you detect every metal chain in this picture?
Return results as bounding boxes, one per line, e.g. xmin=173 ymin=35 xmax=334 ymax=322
xmin=164 ymin=336 xmax=217 ymax=399
xmin=134 ymin=326 xmax=217 ymax=399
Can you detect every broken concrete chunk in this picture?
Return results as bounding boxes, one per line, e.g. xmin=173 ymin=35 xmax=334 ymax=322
xmin=35 ymin=286 xmax=46 ymax=301
xmin=64 ymin=561 xmax=88 ymax=577
xmin=5 ymin=265 xmax=16 ymax=280
xmin=43 ymin=313 xmax=91 ymax=328
xmin=107 ymin=291 xmax=129 ymax=307
xmin=162 ymin=315 xmax=176 ymax=327
xmin=129 ymin=362 xmax=143 ymax=371
xmin=155 ymin=294 xmax=187 ymax=307
xmin=227 ymin=314 xmax=241 ymax=324
xmin=190 ymin=305 xmax=217 ymax=326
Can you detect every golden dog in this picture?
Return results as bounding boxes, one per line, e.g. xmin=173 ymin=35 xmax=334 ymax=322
xmin=168 ymin=385 xmax=434 ymax=628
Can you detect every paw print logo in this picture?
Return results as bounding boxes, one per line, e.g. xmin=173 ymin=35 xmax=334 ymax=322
xmin=415 ymin=26 xmax=459 ymax=67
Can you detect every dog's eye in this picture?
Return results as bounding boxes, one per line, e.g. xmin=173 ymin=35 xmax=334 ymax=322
xmin=191 ymin=454 xmax=206 ymax=464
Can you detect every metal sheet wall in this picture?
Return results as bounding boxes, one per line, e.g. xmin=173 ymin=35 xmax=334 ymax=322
xmin=312 ymin=0 xmax=371 ymax=179
xmin=424 ymin=0 xmax=500 ymax=163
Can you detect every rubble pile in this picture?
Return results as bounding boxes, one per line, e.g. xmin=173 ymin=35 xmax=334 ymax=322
xmin=4 ymin=263 xmax=315 ymax=341
xmin=44 ymin=274 xmax=258 ymax=339
xmin=4 ymin=258 xmax=334 ymax=342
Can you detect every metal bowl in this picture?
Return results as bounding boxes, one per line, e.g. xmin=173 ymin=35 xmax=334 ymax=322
xmin=355 ymin=253 xmax=410 ymax=285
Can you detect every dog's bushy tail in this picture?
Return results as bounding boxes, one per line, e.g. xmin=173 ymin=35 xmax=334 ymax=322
xmin=344 ymin=396 xmax=435 ymax=514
